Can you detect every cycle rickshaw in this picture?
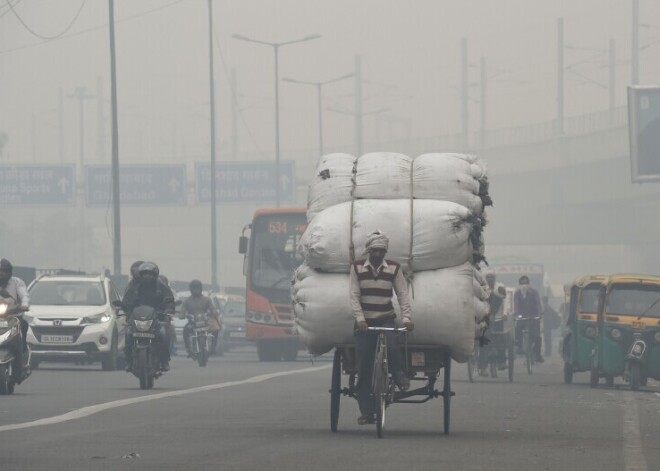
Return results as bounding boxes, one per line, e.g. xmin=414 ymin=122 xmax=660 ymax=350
xmin=329 ymin=327 xmax=454 ymax=438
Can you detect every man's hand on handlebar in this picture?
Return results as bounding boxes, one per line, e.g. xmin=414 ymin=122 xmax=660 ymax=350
xmin=403 ymin=319 xmax=414 ymax=331
xmin=357 ymin=320 xmax=368 ymax=333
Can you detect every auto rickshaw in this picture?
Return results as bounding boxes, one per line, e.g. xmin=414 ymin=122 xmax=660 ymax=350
xmin=562 ymin=275 xmax=607 ymax=384
xmin=590 ymin=274 xmax=660 ymax=390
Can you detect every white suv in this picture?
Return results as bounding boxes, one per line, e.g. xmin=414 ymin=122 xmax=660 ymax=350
xmin=25 ymin=274 xmax=126 ymax=371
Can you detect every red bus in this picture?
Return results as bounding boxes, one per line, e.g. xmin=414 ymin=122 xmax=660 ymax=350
xmin=238 ymin=207 xmax=307 ymax=361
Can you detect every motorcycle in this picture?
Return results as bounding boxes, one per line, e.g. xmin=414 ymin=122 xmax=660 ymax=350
xmin=115 ymin=300 xmax=171 ymax=390
xmin=0 ymin=289 xmax=30 ymax=394
xmin=186 ymin=311 xmax=211 ymax=367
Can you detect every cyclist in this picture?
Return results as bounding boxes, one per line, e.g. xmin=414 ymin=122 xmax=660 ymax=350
xmin=513 ymin=275 xmax=544 ymax=363
xmin=350 ymin=230 xmax=414 ymax=426
xmin=478 ymin=270 xmax=507 ymax=375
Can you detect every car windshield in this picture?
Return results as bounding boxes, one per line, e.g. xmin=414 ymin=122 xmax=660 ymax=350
xmin=606 ymin=284 xmax=660 ymax=317
xmin=578 ymin=284 xmax=601 ymax=313
xmin=29 ymin=280 xmax=106 ymax=306
xmin=223 ymin=301 xmax=245 ymax=318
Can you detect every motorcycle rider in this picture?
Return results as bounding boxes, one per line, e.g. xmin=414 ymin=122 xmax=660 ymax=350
xmin=122 ymin=262 xmax=175 ymax=371
xmin=0 ymin=258 xmax=30 ymax=378
xmin=180 ymin=279 xmax=219 ymax=357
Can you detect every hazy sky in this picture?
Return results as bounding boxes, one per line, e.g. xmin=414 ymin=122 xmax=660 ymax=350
xmin=2 ymin=0 xmax=659 ymax=165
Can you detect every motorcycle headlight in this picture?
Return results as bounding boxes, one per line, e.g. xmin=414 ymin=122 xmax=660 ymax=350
xmin=610 ymin=328 xmax=622 ymax=341
xmin=0 ymin=304 xmax=7 ymax=315
xmin=82 ymin=312 xmax=112 ymax=324
xmin=134 ymin=319 xmax=153 ymax=331
xmin=654 ymin=331 xmax=660 ymax=343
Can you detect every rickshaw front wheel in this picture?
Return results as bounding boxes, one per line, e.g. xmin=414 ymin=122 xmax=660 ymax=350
xmin=630 ymin=362 xmax=641 ymax=391
xmin=563 ymin=362 xmax=573 ymax=384
xmin=589 ymin=367 xmax=599 ymax=388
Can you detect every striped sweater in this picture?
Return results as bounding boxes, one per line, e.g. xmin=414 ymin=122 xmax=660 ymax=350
xmin=349 ymin=258 xmax=412 ymax=323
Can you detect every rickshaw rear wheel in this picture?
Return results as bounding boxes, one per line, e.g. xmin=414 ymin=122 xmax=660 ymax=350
xmin=589 ymin=367 xmax=599 ymax=388
xmin=330 ymin=349 xmax=341 ymax=433
xmin=467 ymin=356 xmax=474 ymax=383
xmin=630 ymin=362 xmax=641 ymax=391
xmin=443 ymin=351 xmax=452 ymax=435
xmin=563 ymin=362 xmax=573 ymax=384
xmin=507 ymin=336 xmax=514 ymax=383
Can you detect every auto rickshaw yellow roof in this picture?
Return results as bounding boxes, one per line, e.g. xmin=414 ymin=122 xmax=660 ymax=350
xmin=604 ymin=273 xmax=660 ymax=285
xmin=570 ymin=275 xmax=608 ymax=288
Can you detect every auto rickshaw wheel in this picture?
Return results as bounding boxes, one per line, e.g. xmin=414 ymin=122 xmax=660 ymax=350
xmin=630 ymin=362 xmax=641 ymax=391
xmin=589 ymin=367 xmax=599 ymax=388
xmin=563 ymin=362 xmax=573 ymax=384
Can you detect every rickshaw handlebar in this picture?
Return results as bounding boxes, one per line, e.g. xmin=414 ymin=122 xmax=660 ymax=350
xmin=514 ymin=315 xmax=542 ymax=321
xmin=367 ymin=327 xmax=409 ymax=332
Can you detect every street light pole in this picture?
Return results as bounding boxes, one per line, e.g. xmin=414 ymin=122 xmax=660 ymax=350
xmin=108 ymin=0 xmax=122 ymax=276
xmin=208 ymin=0 xmax=218 ymax=288
xmin=282 ymin=73 xmax=354 ymax=156
xmin=233 ymin=33 xmax=320 ymax=207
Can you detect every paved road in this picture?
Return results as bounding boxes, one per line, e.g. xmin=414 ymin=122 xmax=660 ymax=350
xmin=1 ymin=348 xmax=659 ymax=471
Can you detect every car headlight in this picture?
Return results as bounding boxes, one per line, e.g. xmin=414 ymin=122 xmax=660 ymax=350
xmin=82 ymin=312 xmax=112 ymax=324
xmin=134 ymin=319 xmax=153 ymax=331
xmin=22 ymin=313 xmax=35 ymax=324
xmin=610 ymin=328 xmax=622 ymax=341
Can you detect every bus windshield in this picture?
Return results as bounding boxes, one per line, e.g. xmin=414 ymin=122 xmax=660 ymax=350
xmin=606 ymin=284 xmax=660 ymax=318
xmin=250 ymin=213 xmax=307 ymax=295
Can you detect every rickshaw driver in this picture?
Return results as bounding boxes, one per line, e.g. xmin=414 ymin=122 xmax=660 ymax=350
xmin=350 ymin=231 xmax=414 ymax=426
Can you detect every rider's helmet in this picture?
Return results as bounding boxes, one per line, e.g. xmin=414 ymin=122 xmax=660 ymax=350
xmin=0 ymin=258 xmax=13 ymax=286
xmin=138 ymin=262 xmax=159 ymax=285
xmin=189 ymin=279 xmax=203 ymax=297
xmin=130 ymin=260 xmax=145 ymax=280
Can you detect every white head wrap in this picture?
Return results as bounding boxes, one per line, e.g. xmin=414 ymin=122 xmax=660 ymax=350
xmin=364 ymin=230 xmax=389 ymax=254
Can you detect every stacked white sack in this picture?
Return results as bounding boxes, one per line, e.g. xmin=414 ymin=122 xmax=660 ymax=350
xmin=306 ymin=152 xmax=489 ymax=221
xmin=292 ymin=262 xmax=489 ymax=362
xmin=300 ymin=199 xmax=475 ymax=273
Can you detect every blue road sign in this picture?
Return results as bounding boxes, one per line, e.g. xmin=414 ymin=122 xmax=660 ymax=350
xmin=0 ymin=165 xmax=75 ymax=205
xmin=196 ymin=161 xmax=295 ymax=204
xmin=86 ymin=165 xmax=186 ymax=207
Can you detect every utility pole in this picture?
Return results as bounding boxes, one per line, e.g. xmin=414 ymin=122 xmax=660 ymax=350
xmin=68 ymin=86 xmax=95 ymax=271
xmin=97 ymin=76 xmax=106 ymax=161
xmin=480 ymin=56 xmax=487 ymax=149
xmin=632 ymin=0 xmax=639 ymax=85
xmin=609 ymin=38 xmax=616 ymax=124
xmin=208 ymin=0 xmax=218 ymax=287
xmin=461 ymin=38 xmax=469 ymax=149
xmin=355 ymin=55 xmax=363 ymax=156
xmin=231 ymin=68 xmax=238 ymax=160
xmin=557 ymin=18 xmax=564 ymax=137
xmin=108 ymin=0 xmax=122 ymax=276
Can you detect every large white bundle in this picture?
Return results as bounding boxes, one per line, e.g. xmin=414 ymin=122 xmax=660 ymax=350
xmin=300 ymin=199 xmax=475 ymax=273
xmin=292 ymin=263 xmax=488 ymax=362
xmin=306 ymin=152 xmax=488 ymax=220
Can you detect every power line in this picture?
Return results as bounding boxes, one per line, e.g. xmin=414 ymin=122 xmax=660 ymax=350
xmin=0 ymin=0 xmax=190 ymax=55
xmin=0 ymin=0 xmax=22 ymax=19
xmin=5 ymin=0 xmax=86 ymax=40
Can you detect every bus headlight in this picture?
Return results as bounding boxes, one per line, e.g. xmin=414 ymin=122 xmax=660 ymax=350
xmin=610 ymin=328 xmax=622 ymax=341
xmin=654 ymin=331 xmax=660 ymax=343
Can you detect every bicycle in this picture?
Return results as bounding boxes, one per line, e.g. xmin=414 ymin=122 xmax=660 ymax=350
xmin=515 ymin=316 xmax=541 ymax=375
xmin=369 ymin=326 xmax=409 ymax=438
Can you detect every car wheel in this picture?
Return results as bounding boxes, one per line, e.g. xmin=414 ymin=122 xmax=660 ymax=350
xmin=101 ymin=330 xmax=118 ymax=371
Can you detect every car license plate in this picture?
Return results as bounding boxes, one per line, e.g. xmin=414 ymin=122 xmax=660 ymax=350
xmin=0 ymin=319 xmax=8 ymax=328
xmin=133 ymin=332 xmax=155 ymax=338
xmin=229 ymin=332 xmax=246 ymax=338
xmin=41 ymin=335 xmax=74 ymax=344
xmin=411 ymin=351 xmax=425 ymax=367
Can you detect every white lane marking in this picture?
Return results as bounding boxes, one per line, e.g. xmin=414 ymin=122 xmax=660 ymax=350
xmin=622 ymin=393 xmax=648 ymax=471
xmin=0 ymin=364 xmax=330 ymax=433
